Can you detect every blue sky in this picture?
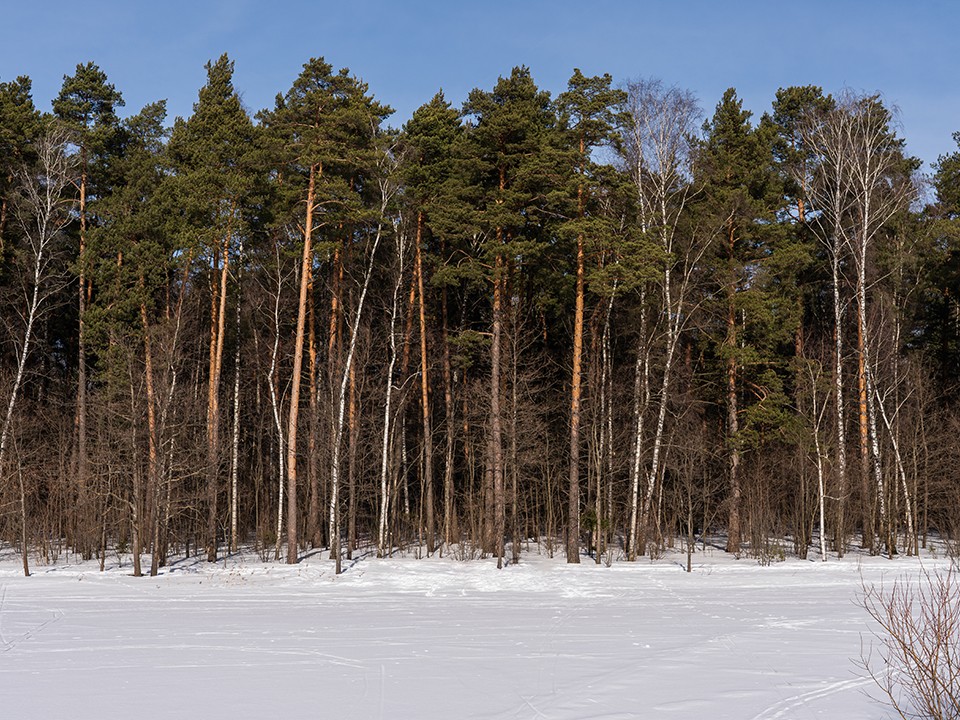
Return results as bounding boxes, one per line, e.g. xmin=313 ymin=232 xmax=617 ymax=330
xmin=3 ymin=0 xmax=958 ymax=172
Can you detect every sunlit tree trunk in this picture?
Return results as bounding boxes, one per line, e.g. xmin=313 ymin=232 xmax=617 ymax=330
xmin=141 ymin=295 xmax=161 ymax=576
xmin=567 ymin=155 xmax=586 ymax=564
xmin=207 ymin=218 xmax=232 ymax=562
xmin=415 ymin=212 xmax=436 ymax=554
xmin=286 ymin=165 xmax=318 ymax=564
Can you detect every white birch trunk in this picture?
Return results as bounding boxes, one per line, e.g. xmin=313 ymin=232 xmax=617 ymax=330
xmin=378 ymin=226 xmax=406 ymax=556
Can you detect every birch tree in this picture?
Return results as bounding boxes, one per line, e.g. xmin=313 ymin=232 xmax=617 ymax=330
xmin=802 ymin=92 xmax=916 ymax=554
xmin=620 ymin=78 xmax=702 ymax=559
xmin=0 ymin=128 xmax=74 ymax=573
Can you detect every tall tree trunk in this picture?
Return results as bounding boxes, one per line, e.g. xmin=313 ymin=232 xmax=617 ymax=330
xmin=306 ymin=274 xmax=320 ymax=547
xmin=490 ymin=254 xmax=505 ymax=569
xmin=378 ymin=229 xmax=405 ymax=556
xmin=568 ymin=226 xmax=585 ymax=564
xmin=286 ymin=165 xmax=318 ymax=563
xmin=725 ymin=224 xmax=741 ymax=555
xmin=567 ymin=148 xmax=586 ymax=563
xmin=640 ymin=246 xmax=681 ymax=554
xmin=598 ymin=287 xmax=616 ymax=561
xmin=229 ymin=247 xmax=242 ymax=554
xmin=76 ymin=162 xmax=90 ymax=558
xmin=856 ymin=301 xmax=874 ymax=552
xmin=346 ymin=361 xmax=358 ymax=559
xmin=324 ymin=236 xmax=344 ymax=548
xmin=627 ymin=287 xmax=650 ymax=560
xmin=141 ymin=295 xmax=161 ymax=577
xmin=206 ymin=218 xmax=232 ymax=562
xmin=441 ymin=282 xmax=456 ymax=549
xmin=415 ymin=212 xmax=436 ymax=554
xmin=510 ymin=320 xmax=520 ymax=566
xmin=267 ymin=242 xmax=286 ymax=561
xmin=861 ymin=304 xmax=887 ymax=553
xmin=129 ymin=378 xmax=143 ymax=578
xmin=831 ymin=234 xmax=849 ymax=556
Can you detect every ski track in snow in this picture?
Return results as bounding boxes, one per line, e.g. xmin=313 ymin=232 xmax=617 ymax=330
xmin=750 ymin=675 xmax=876 ymax=720
xmin=0 ymin=547 xmax=935 ymax=719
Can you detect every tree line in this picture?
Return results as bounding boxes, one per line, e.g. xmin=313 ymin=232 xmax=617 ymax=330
xmin=1 ymin=54 xmax=958 ymax=575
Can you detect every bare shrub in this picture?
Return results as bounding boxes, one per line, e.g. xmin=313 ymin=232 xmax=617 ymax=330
xmin=860 ymin=562 xmax=960 ymax=719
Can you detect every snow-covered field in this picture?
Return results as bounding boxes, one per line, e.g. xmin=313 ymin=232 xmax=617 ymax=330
xmin=0 ymin=542 xmax=943 ymax=719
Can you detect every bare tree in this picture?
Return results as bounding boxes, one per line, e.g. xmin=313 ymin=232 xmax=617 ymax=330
xmin=802 ymin=92 xmax=915 ymax=554
xmin=860 ymin=562 xmax=960 ymax=719
xmin=621 ymin=78 xmax=704 ymax=559
xmin=799 ymin=105 xmax=854 ymax=555
xmin=0 ymin=130 xmax=74 ymax=551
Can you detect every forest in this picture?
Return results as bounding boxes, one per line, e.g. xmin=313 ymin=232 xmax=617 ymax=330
xmin=1 ymin=54 xmax=958 ymax=577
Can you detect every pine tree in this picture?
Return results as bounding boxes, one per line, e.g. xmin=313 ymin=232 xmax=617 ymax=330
xmin=460 ymin=67 xmax=566 ymax=567
xmin=768 ymin=86 xmax=835 ymax=555
xmin=167 ymin=53 xmax=257 ymax=562
xmin=697 ymin=88 xmax=783 ymax=554
xmin=53 ymin=62 xmax=124 ymax=559
xmin=556 ymin=70 xmax=625 ymax=563
xmin=85 ymin=101 xmax=169 ymax=576
xmin=0 ymin=76 xmax=42 ymax=266
xmin=402 ymin=92 xmax=464 ymax=553
xmin=262 ymin=57 xmax=391 ymax=565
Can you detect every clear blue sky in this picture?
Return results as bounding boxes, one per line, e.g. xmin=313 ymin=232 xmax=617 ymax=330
xmin=3 ymin=0 xmax=958 ymax=172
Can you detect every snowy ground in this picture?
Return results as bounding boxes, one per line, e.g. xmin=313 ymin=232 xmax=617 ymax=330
xmin=0 ymin=541 xmax=944 ymax=719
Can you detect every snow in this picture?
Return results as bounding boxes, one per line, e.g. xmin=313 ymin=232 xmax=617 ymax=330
xmin=0 ymin=542 xmax=944 ymax=719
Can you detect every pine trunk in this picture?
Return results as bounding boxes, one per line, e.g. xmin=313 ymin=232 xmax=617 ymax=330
xmin=568 ymin=227 xmax=584 ymax=564
xmin=285 ymin=165 xmax=317 ymax=563
xmin=415 ymin=213 xmax=436 ymax=554
xmin=206 ymin=222 xmax=231 ymax=563
xmin=77 ymin=165 xmax=89 ymax=558
xmin=491 ymin=255 xmax=505 ymax=568
xmin=141 ymin=295 xmax=160 ymax=577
